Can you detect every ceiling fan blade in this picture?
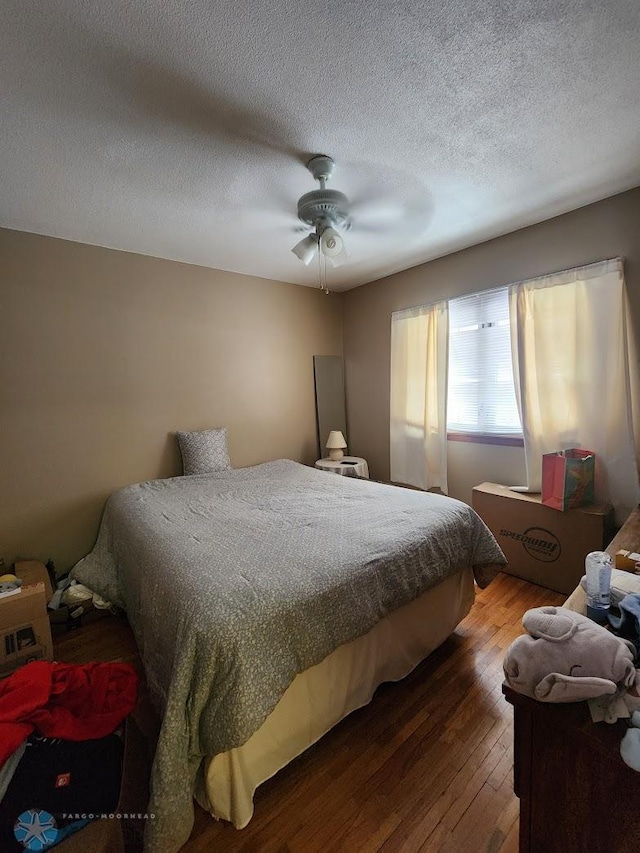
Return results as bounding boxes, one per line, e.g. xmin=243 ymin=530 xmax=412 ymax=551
xmin=241 ymin=205 xmax=303 ymax=233
xmin=341 ymin=162 xmax=434 ymax=239
xmin=351 ymin=196 xmax=434 ymax=239
xmin=348 ymin=202 xmax=407 ymax=233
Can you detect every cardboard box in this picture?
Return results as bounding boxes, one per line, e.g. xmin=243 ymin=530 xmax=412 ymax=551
xmin=472 ymin=482 xmax=613 ymax=595
xmin=12 ymin=560 xmax=112 ymax=635
xmin=14 ymin=559 xmax=54 ymax=601
xmin=45 ymin=726 xmax=129 ymax=853
xmin=0 ymin=582 xmax=54 ymax=677
xmin=56 ymin=817 xmax=124 ymax=853
xmin=49 ymin=601 xmax=96 ymax=635
xmin=48 ymin=597 xmax=112 ymax=636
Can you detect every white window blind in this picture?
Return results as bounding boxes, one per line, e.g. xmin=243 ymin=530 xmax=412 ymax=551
xmin=447 ymin=287 xmax=522 ymax=435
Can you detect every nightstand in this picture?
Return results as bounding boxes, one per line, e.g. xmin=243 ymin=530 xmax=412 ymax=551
xmin=314 ymin=457 xmax=369 ymax=479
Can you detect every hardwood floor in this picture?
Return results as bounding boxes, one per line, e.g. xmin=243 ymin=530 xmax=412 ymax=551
xmin=54 ymin=573 xmax=565 ymax=852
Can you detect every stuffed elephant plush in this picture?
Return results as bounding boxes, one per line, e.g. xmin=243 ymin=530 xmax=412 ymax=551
xmin=503 ymin=606 xmax=637 ymax=702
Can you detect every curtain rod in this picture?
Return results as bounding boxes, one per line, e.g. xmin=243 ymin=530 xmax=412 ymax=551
xmin=391 ymin=256 xmax=624 ymax=320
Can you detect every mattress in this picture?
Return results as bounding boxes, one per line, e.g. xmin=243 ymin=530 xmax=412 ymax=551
xmin=72 ymin=460 xmax=505 ymax=852
xmin=195 ymin=566 xmax=475 ymax=829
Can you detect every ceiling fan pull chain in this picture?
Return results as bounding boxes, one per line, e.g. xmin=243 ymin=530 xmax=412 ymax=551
xmin=317 ymin=241 xmax=329 ymax=294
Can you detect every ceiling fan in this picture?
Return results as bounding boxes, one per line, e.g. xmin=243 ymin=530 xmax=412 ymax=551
xmin=288 ymin=154 xmax=433 ymax=292
xmin=291 ymin=155 xmax=350 ymax=271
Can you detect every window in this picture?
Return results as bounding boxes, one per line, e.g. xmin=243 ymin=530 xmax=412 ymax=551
xmin=447 ymin=287 xmax=522 ymax=437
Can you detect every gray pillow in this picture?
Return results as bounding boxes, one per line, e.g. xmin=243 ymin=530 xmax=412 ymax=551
xmin=177 ymin=427 xmax=231 ymax=475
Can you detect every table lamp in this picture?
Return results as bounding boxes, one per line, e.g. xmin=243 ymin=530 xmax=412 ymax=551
xmin=326 ymin=430 xmax=347 ymax=461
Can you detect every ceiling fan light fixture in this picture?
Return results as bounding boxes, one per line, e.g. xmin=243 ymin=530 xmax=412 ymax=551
xmin=291 ymin=233 xmax=318 ymax=265
xmin=320 ymin=226 xmax=348 ymax=264
xmin=290 ymin=157 xmax=352 ymax=286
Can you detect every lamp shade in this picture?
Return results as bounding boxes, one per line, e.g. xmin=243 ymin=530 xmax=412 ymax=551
xmin=326 ymin=430 xmax=347 ymax=449
xmin=291 ymin=234 xmax=318 ymax=265
xmin=326 ymin=430 xmax=347 ymax=461
xmin=320 ymin=227 xmax=348 ymax=265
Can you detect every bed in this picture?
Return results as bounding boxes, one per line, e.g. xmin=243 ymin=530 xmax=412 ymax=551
xmin=72 ymin=459 xmax=506 ymax=853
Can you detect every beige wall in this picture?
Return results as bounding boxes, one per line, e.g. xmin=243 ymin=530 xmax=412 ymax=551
xmin=343 ymin=187 xmax=640 ymax=504
xmin=4 ymin=187 xmax=639 ymax=571
xmin=0 ymin=229 xmax=343 ymax=571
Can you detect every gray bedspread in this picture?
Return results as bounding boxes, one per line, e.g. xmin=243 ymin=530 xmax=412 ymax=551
xmin=72 ymin=460 xmax=505 ymax=852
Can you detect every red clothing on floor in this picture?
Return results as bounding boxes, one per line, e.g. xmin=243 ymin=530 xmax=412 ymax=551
xmin=0 ymin=661 xmax=138 ymax=765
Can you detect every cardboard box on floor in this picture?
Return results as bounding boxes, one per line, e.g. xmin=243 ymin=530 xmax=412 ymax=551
xmin=15 ymin=558 xmax=113 ymax=634
xmin=53 ymin=714 xmax=150 ymax=852
xmin=14 ymin=559 xmax=54 ymax=601
xmin=0 ymin=582 xmax=54 ymax=677
xmin=472 ymin=482 xmax=613 ymax=595
xmin=55 ymin=817 xmax=124 ymax=853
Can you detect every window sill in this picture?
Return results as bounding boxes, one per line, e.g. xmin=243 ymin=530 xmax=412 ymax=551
xmin=447 ymin=432 xmax=524 ymax=448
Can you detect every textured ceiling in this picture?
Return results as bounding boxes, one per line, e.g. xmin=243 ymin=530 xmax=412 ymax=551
xmin=1 ymin=1 xmax=639 ymax=291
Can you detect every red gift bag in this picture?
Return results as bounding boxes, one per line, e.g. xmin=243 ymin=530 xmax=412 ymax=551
xmin=541 ymin=449 xmax=595 ymax=511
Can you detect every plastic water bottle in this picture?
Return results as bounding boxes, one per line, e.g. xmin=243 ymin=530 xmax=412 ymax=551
xmin=585 ymin=551 xmax=613 ymax=623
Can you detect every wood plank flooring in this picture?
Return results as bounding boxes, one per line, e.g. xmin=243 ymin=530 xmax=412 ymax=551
xmin=54 ymin=573 xmax=565 ymax=852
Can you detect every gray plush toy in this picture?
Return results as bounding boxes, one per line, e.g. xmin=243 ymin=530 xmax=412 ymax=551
xmin=504 ymin=606 xmax=637 ymax=702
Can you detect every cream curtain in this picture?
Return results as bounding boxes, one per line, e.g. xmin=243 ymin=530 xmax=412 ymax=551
xmin=509 ymin=258 xmax=639 ymax=524
xmin=390 ymin=300 xmax=449 ymax=492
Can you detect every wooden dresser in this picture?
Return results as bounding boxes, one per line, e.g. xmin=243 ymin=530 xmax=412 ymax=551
xmin=503 ymin=685 xmax=640 ymax=853
xmin=606 ymin=505 xmax=640 ymax=561
xmin=504 ymin=505 xmax=640 ymax=853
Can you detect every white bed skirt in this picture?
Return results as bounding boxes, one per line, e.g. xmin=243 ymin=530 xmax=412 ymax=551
xmin=194 ymin=566 xmax=475 ymax=828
